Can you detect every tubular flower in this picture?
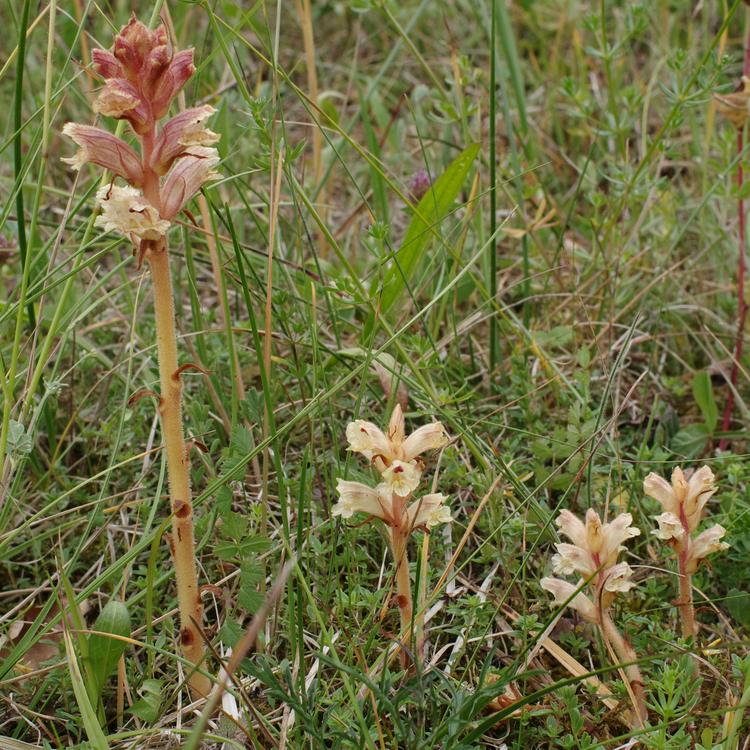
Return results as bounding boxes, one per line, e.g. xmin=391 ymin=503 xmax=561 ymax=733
xmin=150 ymin=106 xmax=219 ymax=174
xmin=687 ymin=525 xmax=729 ymax=572
xmin=345 ymin=404 xmax=449 ymax=496
xmin=643 ymin=465 xmax=727 ymax=569
xmin=540 ymin=578 xmax=597 ymax=622
xmin=160 ymin=147 xmax=221 ymax=219
xmin=62 ymin=123 xmax=144 ymax=186
xmin=332 ymin=480 xmax=451 ymax=531
xmin=543 ymin=508 xmax=640 ymax=618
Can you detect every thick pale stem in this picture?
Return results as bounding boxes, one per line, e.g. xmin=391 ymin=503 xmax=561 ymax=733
xmin=390 ymin=526 xmax=413 ymax=667
xmin=677 ymin=549 xmax=697 ymax=639
xmin=600 ymin=610 xmax=647 ymax=727
xmin=147 ymin=237 xmax=209 ymax=697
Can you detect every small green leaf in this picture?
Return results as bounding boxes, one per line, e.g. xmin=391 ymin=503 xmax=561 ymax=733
xmin=378 ymin=143 xmax=480 ymax=314
xmin=87 ymin=601 xmax=131 ymax=700
xmin=129 ymin=679 xmax=163 ymax=723
xmin=692 ymin=371 xmax=718 ymax=432
xmin=670 ymin=423 xmax=711 ymax=459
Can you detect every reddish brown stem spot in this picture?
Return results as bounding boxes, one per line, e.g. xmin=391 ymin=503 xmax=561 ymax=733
xmin=396 ymin=594 xmax=409 ymax=609
xmin=180 ymin=627 xmax=195 ymax=646
xmin=174 ymin=500 xmax=190 ymax=519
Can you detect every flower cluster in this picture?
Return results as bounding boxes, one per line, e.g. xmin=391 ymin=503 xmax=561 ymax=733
xmin=333 ymin=404 xmax=451 ymax=531
xmin=541 ymin=508 xmax=640 ymax=622
xmin=62 ymin=15 xmax=220 ymax=250
xmin=643 ymin=466 xmax=729 ymax=573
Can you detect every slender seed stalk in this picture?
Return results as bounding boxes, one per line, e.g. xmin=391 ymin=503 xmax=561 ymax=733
xmin=147 ymin=236 xmax=209 ymax=697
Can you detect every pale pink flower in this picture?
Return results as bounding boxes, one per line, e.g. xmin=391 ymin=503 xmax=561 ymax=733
xmin=62 ymin=123 xmax=143 ymax=186
xmin=381 ymin=460 xmax=422 ymax=498
xmin=159 ymin=147 xmax=221 ymax=219
xmin=333 ymin=480 xmax=392 ymax=521
xmin=644 ymin=465 xmax=727 ymax=571
xmin=404 ymin=493 xmax=452 ymax=529
xmin=652 ymin=512 xmax=684 ymax=541
xmin=150 ymin=106 xmax=219 ymax=174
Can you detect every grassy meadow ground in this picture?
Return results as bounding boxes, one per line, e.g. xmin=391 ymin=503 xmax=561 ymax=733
xmin=2 ymin=0 xmax=750 ymax=747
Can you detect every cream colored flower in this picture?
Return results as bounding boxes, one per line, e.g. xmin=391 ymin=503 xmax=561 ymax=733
xmin=95 ymin=185 xmax=170 ymax=241
xmin=381 ymin=460 xmax=422 ymax=497
xmin=345 ymin=404 xmax=449 ymax=496
xmin=551 ymin=544 xmax=595 ymax=577
xmin=333 ymin=480 xmax=451 ymax=532
xmin=686 ymin=524 xmax=729 ymax=573
xmin=603 ymin=562 xmax=636 ymax=593
xmin=346 ymin=404 xmax=449 ymax=464
xmin=554 ymin=508 xmax=640 ymax=576
xmin=333 ymin=479 xmax=392 ymax=522
xmin=345 ymin=420 xmax=392 ymax=460
xmin=652 ymin=512 xmax=684 ymax=541
xmin=644 ymin=465 xmax=716 ymax=533
xmin=404 ymin=493 xmax=451 ymax=529
xmin=540 ymin=577 xmax=597 ymax=622
xmin=401 ymin=422 xmax=451 ymax=460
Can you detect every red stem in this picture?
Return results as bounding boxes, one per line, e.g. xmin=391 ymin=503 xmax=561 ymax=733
xmin=720 ymin=16 xmax=750 ymax=450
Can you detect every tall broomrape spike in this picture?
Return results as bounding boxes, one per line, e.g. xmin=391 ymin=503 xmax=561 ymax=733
xmin=644 ymin=466 xmax=729 ymax=639
xmin=334 ymin=404 xmax=451 ymax=665
xmin=540 ymin=508 xmax=647 ymax=727
xmin=62 ymin=14 xmax=221 ymax=697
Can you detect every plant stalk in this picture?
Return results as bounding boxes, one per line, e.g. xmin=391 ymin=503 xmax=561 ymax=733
xmin=146 ymin=237 xmax=209 ymax=697
xmin=600 ymin=610 xmax=647 ymax=727
xmin=677 ymin=548 xmax=697 ymax=639
xmin=390 ymin=524 xmax=413 ymax=667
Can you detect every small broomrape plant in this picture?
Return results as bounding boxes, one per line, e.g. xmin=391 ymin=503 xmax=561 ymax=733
xmin=334 ymin=404 xmax=451 ymax=665
xmin=541 ymin=509 xmax=647 ymax=726
xmin=643 ymin=466 xmax=729 ymax=639
xmin=62 ymin=15 xmax=220 ymax=696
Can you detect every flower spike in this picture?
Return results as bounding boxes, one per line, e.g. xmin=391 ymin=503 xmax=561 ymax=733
xmin=644 ymin=465 xmax=728 ymax=638
xmin=60 ymin=13 xmax=221 ymax=698
xmin=336 ymin=403 xmax=451 ymax=666
xmin=540 ymin=507 xmax=646 ymax=726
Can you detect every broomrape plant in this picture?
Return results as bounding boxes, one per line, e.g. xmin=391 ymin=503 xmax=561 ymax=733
xmin=644 ymin=466 xmax=729 ymax=639
xmin=334 ymin=404 xmax=451 ymax=665
xmin=540 ymin=508 xmax=647 ymax=726
xmin=62 ymin=15 xmax=220 ymax=697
